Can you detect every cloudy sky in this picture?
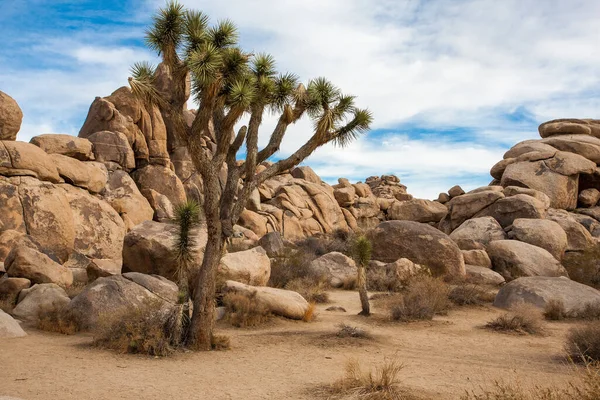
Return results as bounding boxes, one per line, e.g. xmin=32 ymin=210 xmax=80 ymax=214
xmin=1 ymin=0 xmax=599 ymax=199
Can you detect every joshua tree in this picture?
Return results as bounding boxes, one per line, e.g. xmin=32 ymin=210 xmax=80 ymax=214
xmin=130 ymin=1 xmax=372 ymax=350
xmin=352 ymin=235 xmax=372 ymax=316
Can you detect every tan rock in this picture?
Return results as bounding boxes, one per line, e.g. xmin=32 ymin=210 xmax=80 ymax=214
xmin=30 ymin=134 xmax=93 ymax=161
xmin=334 ymin=186 xmax=356 ymax=207
xmin=0 ymin=91 xmax=23 ymax=141
xmin=465 ymin=265 xmax=505 ymax=286
xmin=503 ymin=140 xmax=557 ymax=159
xmin=219 ymin=247 xmax=271 ymax=286
xmin=546 ymin=209 xmax=595 ymax=251
xmin=388 ymin=199 xmax=447 ymax=223
xmin=443 ymin=190 xmax=504 ymax=232
xmin=475 ymin=194 xmax=547 ymax=228
xmin=0 ymin=309 xmax=26 ymax=338
xmin=539 ymin=119 xmax=600 ymax=138
xmin=290 ymin=166 xmax=321 ymax=184
xmin=50 ymin=154 xmax=108 ymax=193
xmin=448 ymin=185 xmax=465 ymax=198
xmin=13 ymin=283 xmax=71 ymax=323
xmin=309 ymin=252 xmax=357 ymax=288
xmin=541 ymin=134 xmax=600 ymax=164
xmin=141 ymin=188 xmax=175 ymax=222
xmin=508 ymin=218 xmax=568 ymax=260
xmin=6 ymin=245 xmax=73 ymax=287
xmin=0 ymin=141 xmax=60 ymax=183
xmin=502 ymin=186 xmax=551 ymax=209
xmin=579 ymin=188 xmax=600 ymax=208
xmin=449 ymin=217 xmax=507 ymax=247
xmin=85 ymin=131 xmax=135 ymax=170
xmin=132 ymin=164 xmax=186 ymax=208
xmin=0 ymin=277 xmax=31 ymax=300
xmin=100 ymin=170 xmax=154 ymax=229
xmin=461 ymin=249 xmax=491 ymax=268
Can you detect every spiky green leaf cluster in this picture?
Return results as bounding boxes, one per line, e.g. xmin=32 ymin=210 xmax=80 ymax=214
xmin=352 ymin=236 xmax=372 ymax=268
xmin=173 ymin=200 xmax=201 ymax=283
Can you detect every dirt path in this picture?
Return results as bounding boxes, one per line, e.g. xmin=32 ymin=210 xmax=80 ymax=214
xmin=0 ymin=291 xmax=581 ymax=399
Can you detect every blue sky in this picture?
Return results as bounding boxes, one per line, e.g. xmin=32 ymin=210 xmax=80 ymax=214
xmin=1 ymin=0 xmax=600 ymax=199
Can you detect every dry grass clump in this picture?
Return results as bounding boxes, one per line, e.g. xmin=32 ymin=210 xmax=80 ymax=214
xmin=382 ymin=275 xmax=451 ymax=322
xmin=285 ymin=277 xmax=330 ymax=304
xmin=268 ymin=248 xmax=317 ymax=288
xmin=566 ymin=321 xmax=600 ymax=363
xmin=544 ymin=300 xmax=600 ymax=321
xmin=341 ymin=275 xmax=357 ymax=290
xmin=296 ymin=229 xmax=357 ymax=257
xmin=211 ymin=334 xmax=231 ymax=351
xmin=485 ymin=304 xmax=545 ymax=335
xmin=222 ymin=292 xmax=271 ymax=328
xmin=449 ymin=283 xmax=496 ymax=306
xmin=336 ymin=323 xmax=372 ymax=340
xmin=366 ymin=267 xmax=403 ymax=292
xmin=303 ymin=302 xmax=317 ymax=322
xmin=93 ymin=300 xmax=180 ymax=357
xmin=324 ymin=358 xmax=416 ymax=400
xmin=577 ymin=302 xmax=600 ymax=321
xmin=37 ymin=306 xmax=79 ymax=335
xmin=544 ymin=299 xmax=567 ymax=321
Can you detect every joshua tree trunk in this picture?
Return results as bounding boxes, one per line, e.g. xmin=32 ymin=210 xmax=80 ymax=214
xmin=357 ymin=265 xmax=370 ymax=316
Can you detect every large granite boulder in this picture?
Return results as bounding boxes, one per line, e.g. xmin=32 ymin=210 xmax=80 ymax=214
xmin=0 ymin=277 xmax=31 ymax=301
xmin=546 ymin=209 xmax=595 ymax=251
xmin=30 ymin=134 xmax=94 ymax=161
xmin=507 ymin=218 xmax=568 ymax=260
xmin=0 ymin=91 xmax=23 ymax=141
xmin=449 ymin=217 xmax=507 ymax=247
xmin=387 ymin=199 xmax=447 ymax=223
xmin=441 ymin=190 xmax=504 ymax=232
xmin=370 ymin=220 xmax=465 ymax=277
xmin=461 ymin=249 xmax=492 ymax=268
xmin=465 ymin=265 xmax=505 ymax=286
xmin=219 ymin=247 xmax=271 ymax=286
xmin=538 ymin=119 xmax=600 ymax=138
xmin=132 ymin=164 xmax=187 ymax=209
xmin=0 ymin=309 xmax=26 ymax=338
xmin=12 ymin=283 xmax=70 ymax=323
xmin=65 ymin=274 xmax=177 ymax=330
xmin=309 ymin=252 xmax=357 ymax=288
xmin=223 ymin=280 xmax=309 ymax=320
xmin=475 ymin=194 xmax=547 ymax=228
xmin=487 ymin=240 xmax=568 ymax=281
xmin=100 ymin=170 xmax=154 ymax=230
xmin=50 ymin=154 xmax=108 ymax=193
xmin=541 ymin=134 xmax=600 ymax=164
xmin=85 ymin=131 xmax=135 ymax=170
xmin=5 ymin=245 xmax=73 ymax=287
xmin=0 ymin=141 xmax=60 ymax=183
xmin=494 ymin=276 xmax=600 ymax=315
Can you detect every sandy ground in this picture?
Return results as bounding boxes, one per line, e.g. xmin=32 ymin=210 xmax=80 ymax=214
xmin=0 ymin=290 xmax=584 ymax=400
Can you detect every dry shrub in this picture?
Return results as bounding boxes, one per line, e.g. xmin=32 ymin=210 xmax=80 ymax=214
xmin=211 ymin=334 xmax=231 ymax=351
xmin=366 ymin=267 xmax=403 ymax=292
xmin=341 ymin=275 xmax=357 ymax=290
xmin=325 ymin=358 xmax=416 ymax=400
xmin=544 ymin=299 xmax=567 ymax=321
xmin=577 ymin=302 xmax=600 ymax=321
xmin=336 ymin=323 xmax=372 ymax=339
xmin=223 ymin=292 xmax=271 ymax=328
xmin=296 ymin=229 xmax=358 ymax=258
xmin=303 ymin=302 xmax=317 ymax=322
xmin=37 ymin=306 xmax=79 ymax=335
xmin=566 ymin=321 xmax=600 ymax=363
xmin=93 ymin=300 xmax=180 ymax=356
xmin=268 ymin=248 xmax=317 ymax=288
xmin=449 ymin=283 xmax=495 ymax=306
xmin=485 ymin=304 xmax=545 ymax=335
xmin=384 ymin=276 xmax=450 ymax=322
xmin=285 ymin=277 xmax=329 ymax=304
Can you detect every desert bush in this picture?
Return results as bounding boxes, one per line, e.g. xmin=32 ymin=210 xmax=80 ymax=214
xmin=324 ymin=358 xmax=416 ymax=400
xmin=577 ymin=302 xmax=600 ymax=321
xmin=37 ymin=306 xmax=79 ymax=335
xmin=296 ymin=229 xmax=358 ymax=258
xmin=449 ymin=282 xmax=495 ymax=306
xmin=268 ymin=248 xmax=317 ymax=289
xmin=544 ymin=299 xmax=567 ymax=321
xmin=285 ymin=277 xmax=329 ymax=304
xmin=336 ymin=323 xmax=372 ymax=339
xmin=93 ymin=300 xmax=180 ymax=356
xmin=341 ymin=275 xmax=357 ymax=290
xmin=303 ymin=302 xmax=317 ymax=322
xmin=384 ymin=275 xmax=450 ymax=322
xmin=566 ymin=321 xmax=600 ymax=363
xmin=222 ymin=292 xmax=271 ymax=328
xmin=485 ymin=304 xmax=545 ymax=335
xmin=366 ymin=267 xmax=403 ymax=292
xmin=211 ymin=334 xmax=231 ymax=351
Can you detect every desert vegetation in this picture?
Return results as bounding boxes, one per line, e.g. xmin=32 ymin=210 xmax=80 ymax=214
xmin=485 ymin=304 xmax=545 ymax=335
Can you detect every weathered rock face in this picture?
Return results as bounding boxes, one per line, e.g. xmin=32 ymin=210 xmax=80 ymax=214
xmin=5 ymin=245 xmax=73 ymax=287
xmin=30 ymin=134 xmax=94 ymax=161
xmin=0 ymin=141 xmax=61 ymax=183
xmin=475 ymin=194 xmax=547 ymax=228
xmin=546 ymin=209 xmax=595 ymax=251
xmin=0 ymin=309 xmax=26 ymax=338
xmin=387 ymin=199 xmax=447 ymax=223
xmin=141 ymin=188 xmax=175 ymax=222
xmin=465 ymin=265 xmax=505 ymax=286
xmin=366 ymin=175 xmax=411 ymax=201
xmin=85 ymin=131 xmax=135 ymax=170
xmin=0 ymin=276 xmax=31 ymax=301
xmin=0 ymin=230 xmax=39 ymax=263
xmin=132 ymin=164 xmax=186 ymax=210
xmin=494 ymin=276 xmax=600 ymax=314
xmin=461 ymin=249 xmax=492 ymax=268
xmin=66 ymin=274 xmax=177 ymax=330
xmin=50 ymin=154 xmax=108 ymax=194
xmin=538 ymin=119 xmax=600 ymax=138
xmin=122 ymin=220 xmax=207 ymax=281
xmin=441 ymin=190 xmax=505 ymax=232
xmin=258 ymin=232 xmax=285 ymax=257
xmin=449 ymin=217 xmax=507 ymax=247
xmin=13 ymin=283 xmax=70 ymax=323
xmin=223 ymin=280 xmax=309 ymax=320
xmin=487 ymin=240 xmax=568 ymax=281
xmin=309 ymin=252 xmax=357 ymax=288
xmin=218 ymin=247 xmax=271 ymax=286
xmin=579 ymin=188 xmax=600 ymax=208
xmin=508 ymin=218 xmax=568 ymax=260
xmin=0 ymin=91 xmax=23 ymax=141
xmin=100 ymin=170 xmax=154 ymax=230
xmin=290 ymin=166 xmax=321 ymax=184
xmin=370 ymin=220 xmax=465 ymax=277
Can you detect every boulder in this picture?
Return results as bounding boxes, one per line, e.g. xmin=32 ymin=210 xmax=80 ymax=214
xmin=465 ymin=265 xmax=505 ymax=286
xmin=65 ymin=274 xmax=177 ymax=330
xmin=100 ymin=170 xmax=154 ymax=230
xmin=380 ymin=258 xmax=424 ymax=284
xmin=442 ymin=190 xmax=504 ymax=231
xmin=238 ymin=210 xmax=269 ymax=237
xmin=60 ymin=184 xmax=125 ymax=261
xmin=494 ymin=276 xmax=600 ymax=315
xmin=370 ymin=220 xmax=465 ymax=277
xmin=490 ymin=158 xmax=516 ymax=180
xmin=541 ymin=134 xmax=600 ymax=164
xmin=0 ymin=230 xmax=39 ymax=263
xmin=334 ymin=186 xmax=356 ymax=207
xmin=309 ymin=252 xmax=357 ymax=288
xmin=219 ymin=247 xmax=271 ymax=286
xmin=122 ymin=220 xmax=207 ymax=281
xmin=539 ymin=119 xmax=600 ymax=138
xmin=86 ymin=259 xmax=122 ymax=282
xmin=448 ymin=185 xmax=465 ymax=198
xmin=85 ymin=131 xmax=135 ymax=170
xmin=503 ymin=186 xmax=551 ymax=209
xmin=0 ymin=91 xmax=23 ymax=141
xmin=508 ymin=218 xmax=568 ymax=260
xmin=0 ymin=309 xmax=26 ymax=338
xmin=132 ymin=164 xmax=187 ymax=208
xmin=546 ymin=209 xmax=595 ymax=251
xmin=475 ymin=194 xmax=547 ymax=228
xmin=449 ymin=217 xmax=507 ymax=247
xmin=141 ymin=188 xmax=175 ymax=222
xmin=290 ymin=166 xmax=321 ymax=184
xmin=121 ymin=272 xmax=179 ymax=303
xmin=5 ymin=246 xmax=73 ymax=287
xmin=437 ymin=193 xmax=450 ymax=204
xmin=0 ymin=277 xmax=31 ymax=301
xmin=461 ymin=249 xmax=492 ymax=268
xmin=258 ymin=232 xmax=285 ymax=257
xmin=0 ymin=141 xmax=60 ymax=183
xmin=487 ymin=240 xmax=568 ymax=281
xmin=50 ymin=154 xmax=108 ymax=193
xmin=387 ymin=199 xmax=447 ymax=223
xmin=12 ymin=283 xmax=70 ymax=323
xmin=579 ymin=188 xmax=600 ymax=208
xmin=223 ymin=280 xmax=309 ymax=320
xmin=29 ymin=134 xmax=94 ymax=161
xmin=503 ymin=141 xmax=557 ymax=159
